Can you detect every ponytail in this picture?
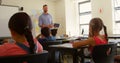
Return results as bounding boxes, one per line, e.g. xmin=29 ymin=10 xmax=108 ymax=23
xmin=103 ymin=25 xmax=108 ymax=41
xmin=24 ymin=27 xmax=35 ymax=54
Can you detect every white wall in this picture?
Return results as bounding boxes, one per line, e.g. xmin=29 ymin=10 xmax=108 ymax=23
xmin=2 ymin=0 xmax=56 ymax=20
xmin=92 ymin=0 xmax=113 ymax=34
xmin=54 ymin=0 xmax=66 ymax=36
xmin=55 ymin=0 xmax=114 ymax=35
xmin=65 ymin=0 xmax=80 ymax=36
xmin=54 ymin=0 xmax=80 ymax=36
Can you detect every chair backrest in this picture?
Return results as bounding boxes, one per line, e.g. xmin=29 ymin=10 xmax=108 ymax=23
xmin=0 ymin=51 xmax=48 ymax=63
xmin=40 ymin=40 xmax=62 ymax=50
xmin=92 ymin=43 xmax=117 ymax=63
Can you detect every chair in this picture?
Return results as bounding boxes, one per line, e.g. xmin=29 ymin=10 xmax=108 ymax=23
xmin=0 ymin=51 xmax=48 ymax=63
xmin=92 ymin=43 xmax=117 ymax=63
xmin=39 ymin=40 xmax=62 ymax=63
xmin=77 ymin=46 xmax=91 ymax=63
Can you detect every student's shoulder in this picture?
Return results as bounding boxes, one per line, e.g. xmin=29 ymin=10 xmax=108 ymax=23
xmin=49 ymin=36 xmax=56 ymax=40
xmin=38 ymin=38 xmax=47 ymax=42
xmin=0 ymin=43 xmax=18 ymax=49
xmin=52 ymin=36 xmax=56 ymax=40
xmin=87 ymin=37 xmax=95 ymax=43
xmin=99 ymin=35 xmax=106 ymax=40
xmin=85 ymin=37 xmax=96 ymax=46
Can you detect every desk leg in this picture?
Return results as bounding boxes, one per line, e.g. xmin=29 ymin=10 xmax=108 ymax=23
xmin=73 ymin=51 xmax=78 ymax=63
xmin=81 ymin=56 xmax=84 ymax=63
xmin=48 ymin=50 xmax=56 ymax=63
xmin=81 ymin=48 xmax=85 ymax=63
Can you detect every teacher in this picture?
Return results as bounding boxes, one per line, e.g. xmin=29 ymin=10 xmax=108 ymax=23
xmin=38 ymin=4 xmax=53 ymax=29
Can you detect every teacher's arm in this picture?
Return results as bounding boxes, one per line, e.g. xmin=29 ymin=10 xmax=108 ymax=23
xmin=38 ymin=16 xmax=45 ymax=28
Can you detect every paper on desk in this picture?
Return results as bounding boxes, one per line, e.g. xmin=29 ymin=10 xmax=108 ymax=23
xmin=57 ymin=43 xmax=73 ymax=48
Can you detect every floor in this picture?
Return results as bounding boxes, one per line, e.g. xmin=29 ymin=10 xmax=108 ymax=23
xmin=61 ymin=55 xmax=91 ymax=63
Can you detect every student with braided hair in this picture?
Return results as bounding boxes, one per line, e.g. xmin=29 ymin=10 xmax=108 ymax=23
xmin=0 ymin=12 xmax=43 ymax=56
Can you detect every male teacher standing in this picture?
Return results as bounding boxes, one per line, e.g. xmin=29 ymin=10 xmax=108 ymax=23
xmin=38 ymin=4 xmax=53 ymax=29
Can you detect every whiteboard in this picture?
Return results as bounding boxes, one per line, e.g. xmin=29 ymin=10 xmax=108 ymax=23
xmin=0 ymin=6 xmax=18 ymax=37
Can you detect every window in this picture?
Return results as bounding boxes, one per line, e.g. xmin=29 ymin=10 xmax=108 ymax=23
xmin=113 ymin=0 xmax=120 ymax=34
xmin=78 ymin=0 xmax=91 ymax=35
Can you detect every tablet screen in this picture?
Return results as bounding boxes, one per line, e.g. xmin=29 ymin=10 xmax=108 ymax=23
xmin=54 ymin=23 xmax=60 ymax=28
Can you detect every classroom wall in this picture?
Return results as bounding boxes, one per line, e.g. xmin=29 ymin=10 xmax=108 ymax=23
xmin=2 ymin=0 xmax=56 ymax=20
xmin=54 ymin=0 xmax=66 ymax=36
xmin=92 ymin=0 xmax=113 ymax=35
xmin=65 ymin=0 xmax=80 ymax=36
xmin=2 ymin=0 xmax=56 ymax=36
xmin=1 ymin=0 xmax=114 ymax=36
xmin=54 ymin=0 xmax=80 ymax=36
xmin=55 ymin=0 xmax=114 ymax=35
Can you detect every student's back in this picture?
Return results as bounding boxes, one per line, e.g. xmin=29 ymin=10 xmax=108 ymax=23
xmin=38 ymin=27 xmax=56 ymax=43
xmin=0 ymin=12 xmax=43 ymax=56
xmin=73 ymin=18 xmax=108 ymax=53
xmin=38 ymin=36 xmax=56 ymax=42
xmin=89 ymin=35 xmax=107 ymax=52
xmin=0 ymin=39 xmax=42 ymax=56
xmin=93 ymin=36 xmax=107 ymax=45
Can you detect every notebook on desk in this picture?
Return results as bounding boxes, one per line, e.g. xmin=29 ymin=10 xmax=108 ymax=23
xmin=50 ymin=43 xmax=73 ymax=48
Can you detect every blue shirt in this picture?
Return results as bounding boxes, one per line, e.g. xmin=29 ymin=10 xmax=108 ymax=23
xmin=38 ymin=36 xmax=56 ymax=43
xmin=39 ymin=13 xmax=53 ymax=27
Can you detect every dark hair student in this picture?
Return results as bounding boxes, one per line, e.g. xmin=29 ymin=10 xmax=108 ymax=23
xmin=0 ymin=12 xmax=42 ymax=56
xmin=41 ymin=27 xmax=51 ymax=38
xmin=8 ymin=12 xmax=35 ymax=54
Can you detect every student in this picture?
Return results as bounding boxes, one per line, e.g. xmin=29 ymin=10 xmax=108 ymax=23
xmin=51 ymin=29 xmax=58 ymax=37
xmin=72 ymin=18 xmax=108 ymax=52
xmin=38 ymin=27 xmax=56 ymax=43
xmin=0 ymin=12 xmax=43 ymax=56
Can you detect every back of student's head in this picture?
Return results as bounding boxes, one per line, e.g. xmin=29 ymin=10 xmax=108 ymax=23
xmin=51 ymin=29 xmax=58 ymax=36
xmin=89 ymin=18 xmax=108 ymax=41
xmin=41 ymin=27 xmax=50 ymax=37
xmin=8 ymin=12 xmax=35 ymax=54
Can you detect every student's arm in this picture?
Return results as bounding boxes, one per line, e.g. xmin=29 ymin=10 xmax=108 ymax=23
xmin=72 ymin=38 xmax=95 ymax=48
xmin=34 ymin=39 xmax=43 ymax=53
xmin=36 ymin=41 xmax=43 ymax=53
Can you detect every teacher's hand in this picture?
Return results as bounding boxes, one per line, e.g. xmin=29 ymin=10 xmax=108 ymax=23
xmin=48 ymin=24 xmax=54 ymax=28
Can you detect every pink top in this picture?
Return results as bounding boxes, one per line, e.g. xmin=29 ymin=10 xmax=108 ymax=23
xmin=0 ymin=39 xmax=43 ymax=56
xmin=89 ymin=36 xmax=107 ymax=52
